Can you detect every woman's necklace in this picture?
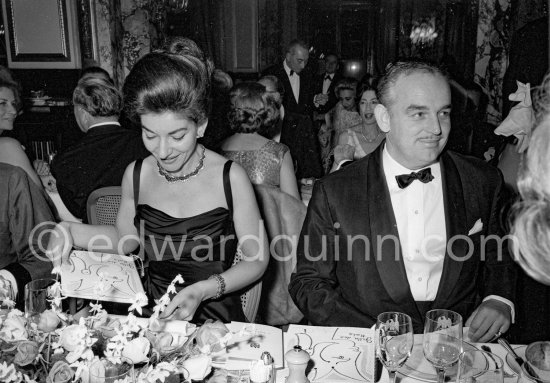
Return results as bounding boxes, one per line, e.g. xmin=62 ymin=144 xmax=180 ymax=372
xmin=360 ymin=124 xmax=381 ymax=143
xmin=156 ymin=144 xmax=206 ymax=183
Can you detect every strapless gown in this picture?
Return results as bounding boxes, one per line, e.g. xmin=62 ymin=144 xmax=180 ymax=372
xmin=133 ymin=159 xmax=245 ymax=323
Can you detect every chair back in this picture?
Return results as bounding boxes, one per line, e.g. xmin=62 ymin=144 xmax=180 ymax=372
xmin=253 ymin=184 xmax=306 ymax=326
xmin=232 ymin=247 xmax=262 ymax=323
xmin=86 ymin=186 xmax=122 ymax=225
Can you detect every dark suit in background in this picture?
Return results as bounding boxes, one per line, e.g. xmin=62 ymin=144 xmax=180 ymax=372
xmin=262 ymin=63 xmax=322 ymax=179
xmin=51 ymin=124 xmax=149 ymax=221
xmin=289 ymin=144 xmax=516 ymax=332
xmin=313 ymin=72 xmax=341 ymax=115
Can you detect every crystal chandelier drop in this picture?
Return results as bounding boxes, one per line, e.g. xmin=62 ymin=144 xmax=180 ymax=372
xmin=164 ymin=0 xmax=189 ymax=13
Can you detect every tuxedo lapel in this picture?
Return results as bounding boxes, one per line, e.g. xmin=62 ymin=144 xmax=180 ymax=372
xmin=367 ymin=145 xmax=420 ymax=318
xmin=432 ymin=152 xmax=468 ymax=308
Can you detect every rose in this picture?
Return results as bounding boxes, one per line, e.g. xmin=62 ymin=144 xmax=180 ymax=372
xmin=0 ymin=313 xmax=27 ymax=341
xmin=122 ymin=336 xmax=150 ymax=364
xmin=181 ymin=354 xmax=212 ymax=381
xmin=13 ymin=340 xmax=39 ymax=366
xmin=59 ymin=324 xmax=86 ymax=352
xmin=37 ymin=309 xmax=61 ymax=332
xmin=195 ymin=321 xmax=230 ymax=353
xmin=47 ymin=361 xmax=74 ymax=383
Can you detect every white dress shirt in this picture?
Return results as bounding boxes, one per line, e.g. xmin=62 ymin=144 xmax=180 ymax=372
xmin=381 ymin=146 xmax=515 ymax=319
xmin=322 ymin=73 xmax=334 ymax=94
xmin=382 ymin=146 xmax=446 ymax=301
xmin=284 ymin=60 xmax=300 ymax=104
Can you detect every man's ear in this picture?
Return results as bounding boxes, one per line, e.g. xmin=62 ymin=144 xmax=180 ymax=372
xmin=197 ymin=120 xmax=208 ymax=138
xmin=374 ymin=104 xmax=391 ymax=133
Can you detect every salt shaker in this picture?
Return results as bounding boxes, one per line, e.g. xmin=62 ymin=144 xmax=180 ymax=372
xmin=285 ymin=345 xmax=310 ymax=383
xmin=250 ymin=351 xmax=275 ymax=383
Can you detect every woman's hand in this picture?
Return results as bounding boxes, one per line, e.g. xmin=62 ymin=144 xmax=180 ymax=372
xmin=46 ymin=222 xmax=74 ymax=269
xmin=160 ymin=282 xmax=208 ymax=321
xmin=40 ymin=175 xmax=57 ymax=192
xmin=33 ymin=159 xmax=50 ymax=176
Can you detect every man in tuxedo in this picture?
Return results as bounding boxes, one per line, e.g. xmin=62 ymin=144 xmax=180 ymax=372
xmin=313 ymin=53 xmax=341 ymax=115
xmin=289 ymin=61 xmax=516 ymax=341
xmin=262 ymin=39 xmax=322 ymax=180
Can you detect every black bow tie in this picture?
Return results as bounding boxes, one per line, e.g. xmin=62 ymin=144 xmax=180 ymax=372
xmin=395 ymin=168 xmax=434 ymax=189
xmin=324 ymin=75 xmax=332 ymax=81
xmin=289 ymin=70 xmax=298 ymax=76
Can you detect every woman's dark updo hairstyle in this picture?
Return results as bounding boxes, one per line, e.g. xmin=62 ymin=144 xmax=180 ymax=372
xmin=123 ymin=47 xmax=211 ymax=125
xmin=228 ymin=82 xmax=279 ymax=134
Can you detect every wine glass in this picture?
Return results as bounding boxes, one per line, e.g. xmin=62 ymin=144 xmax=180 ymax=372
xmin=423 ymin=309 xmax=463 ymax=383
xmin=24 ymin=278 xmax=57 ymax=329
xmin=375 ymin=312 xmax=414 ymax=383
xmin=457 ymin=349 xmax=504 ymax=383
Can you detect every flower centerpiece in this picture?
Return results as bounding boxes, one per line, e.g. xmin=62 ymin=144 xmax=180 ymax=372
xmin=0 ymin=274 xmax=232 ymax=383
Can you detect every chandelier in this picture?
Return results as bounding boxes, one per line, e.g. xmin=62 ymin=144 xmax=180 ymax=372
xmin=410 ymin=17 xmax=438 ymax=46
xmin=163 ymin=0 xmax=189 ymax=13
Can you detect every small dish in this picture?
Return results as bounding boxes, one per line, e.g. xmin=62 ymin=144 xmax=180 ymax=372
xmin=398 ymin=335 xmax=484 ymax=382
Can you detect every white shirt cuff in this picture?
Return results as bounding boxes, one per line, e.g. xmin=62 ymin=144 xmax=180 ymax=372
xmin=335 ymin=160 xmax=352 ymax=171
xmin=0 ymin=270 xmax=17 ymax=300
xmin=484 ymin=295 xmax=515 ymax=323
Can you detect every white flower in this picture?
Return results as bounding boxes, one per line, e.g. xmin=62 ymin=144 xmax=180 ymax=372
xmin=181 ymin=354 xmax=212 ymax=381
xmin=122 ymin=337 xmax=151 ymax=363
xmin=128 ymin=292 xmax=148 ymax=315
xmin=89 ymin=302 xmax=103 ymax=314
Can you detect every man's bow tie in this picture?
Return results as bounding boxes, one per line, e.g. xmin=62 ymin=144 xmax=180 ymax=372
xmin=289 ymin=70 xmax=298 ymax=76
xmin=395 ymin=168 xmax=434 ymax=189
xmin=324 ymin=75 xmax=332 ymax=81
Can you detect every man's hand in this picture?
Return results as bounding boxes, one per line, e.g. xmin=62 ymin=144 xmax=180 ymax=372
xmin=314 ymin=93 xmax=329 ymax=106
xmin=466 ymin=299 xmax=511 ymax=342
xmin=333 ymin=144 xmax=355 ymax=164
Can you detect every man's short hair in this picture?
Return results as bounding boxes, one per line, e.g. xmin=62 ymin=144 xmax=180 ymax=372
xmin=376 ymin=60 xmax=448 ymax=107
xmin=286 ymin=39 xmax=309 ymax=54
xmin=73 ymin=77 xmax=122 ymax=117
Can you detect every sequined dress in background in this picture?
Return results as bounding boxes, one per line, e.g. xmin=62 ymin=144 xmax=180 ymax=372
xmin=222 ymin=140 xmax=289 ymax=187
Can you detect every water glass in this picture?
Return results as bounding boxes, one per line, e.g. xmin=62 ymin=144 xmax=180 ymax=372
xmin=24 ymin=278 xmax=57 ymax=327
xmin=375 ymin=312 xmax=414 ymax=383
xmin=423 ymin=309 xmax=463 ymax=383
xmin=457 ymin=349 xmax=504 ymax=383
xmin=89 ymin=357 xmax=134 ymax=383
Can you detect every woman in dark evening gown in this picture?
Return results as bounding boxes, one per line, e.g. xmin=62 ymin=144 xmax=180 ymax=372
xmin=48 ymin=44 xmax=269 ymax=323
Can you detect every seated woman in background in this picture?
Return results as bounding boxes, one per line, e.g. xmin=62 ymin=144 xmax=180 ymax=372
xmin=257 ymin=75 xmax=285 ymax=142
xmin=47 ymin=50 xmax=269 ymax=323
xmin=220 ymin=82 xmax=300 ymax=200
xmin=330 ymin=84 xmax=385 ymax=172
xmin=0 ymin=77 xmax=43 ymax=187
xmin=329 ymin=77 xmax=362 ymax=136
xmin=510 ymin=72 xmax=550 ymax=285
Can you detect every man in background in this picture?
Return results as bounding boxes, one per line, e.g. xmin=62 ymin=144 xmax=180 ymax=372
xmin=263 ymin=39 xmax=322 ymax=181
xmin=43 ymin=77 xmax=149 ymax=221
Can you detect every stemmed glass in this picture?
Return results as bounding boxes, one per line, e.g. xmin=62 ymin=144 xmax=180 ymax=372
xmin=423 ymin=309 xmax=463 ymax=383
xmin=375 ymin=312 xmax=414 ymax=383
xmin=457 ymin=349 xmax=504 ymax=383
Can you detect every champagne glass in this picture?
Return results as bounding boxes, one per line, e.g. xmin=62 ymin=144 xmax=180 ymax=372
xmin=90 ymin=357 xmax=134 ymax=383
xmin=423 ymin=309 xmax=463 ymax=383
xmin=457 ymin=349 xmax=504 ymax=383
xmin=375 ymin=312 xmax=414 ymax=383
xmin=24 ymin=278 xmax=57 ymax=328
